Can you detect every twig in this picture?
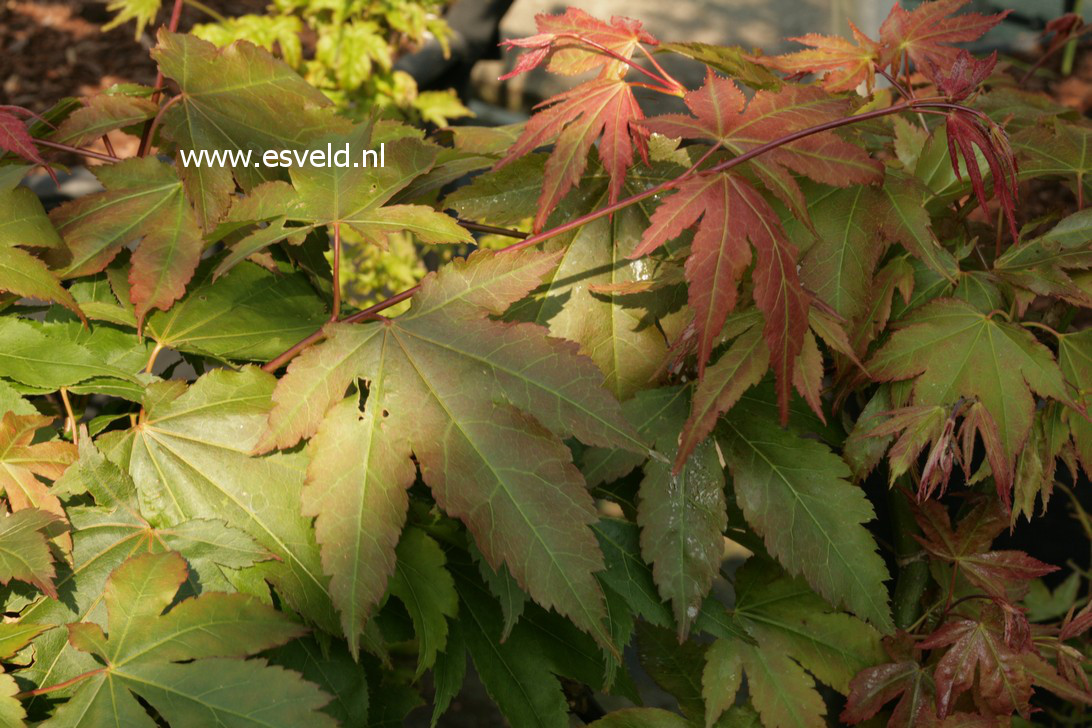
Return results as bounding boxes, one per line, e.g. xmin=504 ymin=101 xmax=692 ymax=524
xmin=458 ymin=220 xmax=529 ymax=239
xmin=59 ymin=388 xmax=78 ymax=445
xmin=138 ymin=94 xmax=184 ymax=157
xmin=331 ymin=222 xmax=342 ymax=322
xmin=35 ymin=139 xmax=119 ymax=164
xmin=137 ymin=0 xmax=186 ymax=155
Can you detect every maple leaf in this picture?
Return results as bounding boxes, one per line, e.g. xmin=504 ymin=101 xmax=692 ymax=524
xmin=868 ymin=299 xmax=1071 ymax=499
xmin=0 ymin=412 xmax=75 ymax=523
xmin=716 ymin=395 xmax=893 ymax=633
xmin=0 ymin=185 xmax=85 ymax=321
xmin=494 ymin=10 xmax=659 ymax=231
xmin=629 ymin=168 xmax=810 ymax=422
xmin=628 ymin=72 xmax=884 ymax=419
xmin=260 ymin=249 xmax=647 ymax=653
xmin=39 ymin=551 xmax=336 ymax=727
xmin=758 ymin=22 xmax=881 ymax=93
xmin=496 ymin=79 xmax=649 ymax=232
xmin=630 ymin=386 xmax=726 ymax=639
xmin=152 ymin=31 xmax=352 ymax=230
xmin=879 ymin=0 xmax=1010 ymax=72
xmin=119 ymin=367 xmax=340 ymax=635
xmin=842 ymin=637 xmax=937 ymax=727
xmin=14 ymin=437 xmax=275 ymax=702
xmin=1013 ymin=121 xmax=1092 ymax=208
xmin=48 ymin=157 xmax=204 ymax=329
xmin=0 ymin=508 xmax=67 ymax=598
xmin=500 ymin=166 xmax=683 ymax=400
xmin=944 ymin=109 xmax=1020 ymax=244
xmin=995 ymin=208 xmax=1092 ymax=309
xmin=214 ymin=124 xmax=472 ymax=277
xmin=913 ymin=499 xmax=1057 ymax=604
xmin=0 ymin=106 xmax=51 ymax=176
xmin=928 ymin=50 xmax=998 ymax=103
xmin=499 ymin=8 xmax=656 ymax=80
xmin=51 ymin=91 xmax=158 ymax=149
xmin=642 ymin=72 xmax=881 ymax=221
xmin=919 ymin=606 xmax=1033 ymax=719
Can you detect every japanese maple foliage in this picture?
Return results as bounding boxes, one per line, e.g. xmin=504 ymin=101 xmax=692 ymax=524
xmin=1 ymin=1 xmax=1091 ymax=727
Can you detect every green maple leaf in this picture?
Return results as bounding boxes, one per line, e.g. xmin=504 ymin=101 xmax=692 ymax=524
xmin=703 ymin=558 xmax=884 ymax=727
xmin=453 ymin=156 xmax=684 ymax=400
xmin=868 ymin=298 xmax=1072 ymax=482
xmin=143 ymin=260 xmax=329 ymax=361
xmin=715 ymin=395 xmax=893 ymax=633
xmin=214 ymin=123 xmax=472 ymax=278
xmin=1013 ymin=121 xmax=1092 ymax=204
xmin=260 ymin=249 xmax=648 ymax=653
xmin=48 ymin=157 xmax=203 ymax=328
xmin=151 ymin=31 xmax=352 ymax=230
xmin=0 ymin=186 xmax=83 ymax=320
xmin=1058 ymin=330 xmax=1092 ymax=478
xmin=796 ymin=175 xmax=959 ymax=322
xmin=631 ymin=388 xmax=726 ymax=639
xmin=15 ymin=438 xmax=273 ymax=702
xmin=508 ymin=170 xmax=684 ymax=399
xmin=994 ymin=208 xmax=1092 ymax=307
xmin=39 ymin=551 xmax=335 ymax=728
xmin=451 ymin=563 xmax=570 ymax=728
xmin=389 ymin=527 xmax=457 ymax=677
xmin=114 ymin=367 xmax=339 ymax=634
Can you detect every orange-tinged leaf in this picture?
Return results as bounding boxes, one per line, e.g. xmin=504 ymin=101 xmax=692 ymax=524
xmin=500 ymin=8 xmax=656 ymax=79
xmin=760 ymin=22 xmax=881 ymax=93
xmin=0 ymin=412 xmax=75 ymax=523
xmin=49 ymin=157 xmax=204 ymax=328
xmin=497 ymin=79 xmax=649 ymax=231
xmin=262 ymin=249 xmax=648 ymax=651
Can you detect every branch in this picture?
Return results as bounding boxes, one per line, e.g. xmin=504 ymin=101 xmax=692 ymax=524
xmin=137 ymin=0 xmax=186 ymax=155
xmin=263 ymin=96 xmax=972 ymax=372
xmin=35 ymin=139 xmax=120 ymax=164
xmin=139 ymin=94 xmax=184 ymax=158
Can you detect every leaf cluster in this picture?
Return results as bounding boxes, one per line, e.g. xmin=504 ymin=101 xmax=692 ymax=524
xmin=1 ymin=2 xmax=1092 ymax=727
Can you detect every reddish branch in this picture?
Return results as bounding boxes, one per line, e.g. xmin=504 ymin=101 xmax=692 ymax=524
xmin=137 ymin=0 xmax=186 ymax=156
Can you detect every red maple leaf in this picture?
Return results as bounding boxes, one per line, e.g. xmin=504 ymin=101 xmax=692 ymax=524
xmin=628 ymin=72 xmax=887 ymax=421
xmin=495 ymin=78 xmax=649 ymax=231
xmin=928 ymin=50 xmax=998 ymax=102
xmin=914 ymin=498 xmax=1057 ymax=608
xmin=499 ymin=8 xmax=656 ymax=80
xmin=919 ymin=606 xmax=1034 ymax=719
xmin=758 ymin=21 xmax=882 ymax=93
xmin=880 ymin=0 xmax=1010 ymax=72
xmin=495 ymin=9 xmax=660 ymax=230
xmin=843 ymin=632 xmax=939 ymax=727
xmin=0 ymin=106 xmax=57 ymax=183
xmin=945 ymin=109 xmax=1020 ymax=245
xmin=643 ymin=72 xmax=881 ymax=222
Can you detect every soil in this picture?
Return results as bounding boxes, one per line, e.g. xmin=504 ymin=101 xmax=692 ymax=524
xmin=0 ymin=0 xmax=262 ymax=161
